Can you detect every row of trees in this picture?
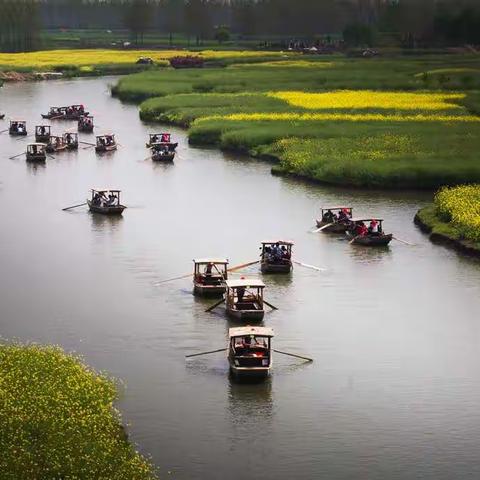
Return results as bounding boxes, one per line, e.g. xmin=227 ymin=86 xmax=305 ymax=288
xmin=1 ymin=0 xmax=480 ymax=52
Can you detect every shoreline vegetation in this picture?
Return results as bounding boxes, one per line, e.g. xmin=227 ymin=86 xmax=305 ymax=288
xmin=415 ymin=185 xmax=480 ymax=257
xmin=112 ymin=53 xmax=480 ymax=189
xmin=0 ymin=343 xmax=157 ymax=479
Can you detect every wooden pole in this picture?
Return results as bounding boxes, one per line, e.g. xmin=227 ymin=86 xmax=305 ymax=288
xmin=9 ymin=152 xmax=25 ymax=160
xmin=185 ymin=348 xmax=227 ymax=358
xmin=62 ymin=202 xmax=87 ymax=211
xmin=393 ymin=236 xmax=415 ymax=246
xmin=312 ymin=222 xmax=333 ymax=233
xmin=263 ymin=299 xmax=278 ymax=310
xmin=0 ymin=129 xmax=9 ymax=134
xmin=273 ymin=349 xmax=313 ymax=362
xmin=79 ymin=141 xmax=96 ymax=146
xmin=155 ymin=272 xmax=193 ymax=285
xmin=205 ymin=298 xmax=225 ymax=312
xmin=293 ymin=260 xmax=325 ymax=272
xmin=228 ymin=260 xmax=259 ymax=272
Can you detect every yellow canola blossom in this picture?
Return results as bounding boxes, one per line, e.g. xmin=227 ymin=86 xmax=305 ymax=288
xmin=435 ymin=185 xmax=480 ymax=242
xmin=230 ymin=60 xmax=333 ymax=68
xmin=203 ymin=112 xmax=480 ymax=123
xmin=269 ymin=90 xmax=465 ymax=110
xmin=0 ymin=49 xmax=285 ymax=68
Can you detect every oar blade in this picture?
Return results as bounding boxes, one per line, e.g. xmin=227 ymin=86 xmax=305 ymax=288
xmin=205 ymin=298 xmax=225 ymax=313
xmin=273 ymin=349 xmax=313 ymax=362
xmin=185 ymin=348 xmax=227 ymax=358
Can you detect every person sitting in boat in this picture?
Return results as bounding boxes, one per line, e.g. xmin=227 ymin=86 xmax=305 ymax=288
xmin=39 ymin=126 xmax=46 ymax=135
xmin=338 ymin=209 xmax=350 ymax=224
xmin=323 ymin=209 xmax=336 ymax=223
xmin=356 ymin=222 xmax=368 ymax=236
xmin=151 ymin=135 xmax=159 ymax=144
xmin=281 ymin=245 xmax=291 ymax=260
xmin=237 ymin=286 xmax=245 ymax=303
xmin=368 ymin=219 xmax=380 ymax=236
xmin=161 ymin=133 xmax=171 ymax=143
xmin=105 ymin=136 xmax=113 ymax=146
xmin=65 ymin=133 xmax=72 ymax=144
xmin=106 ymin=193 xmax=117 ymax=206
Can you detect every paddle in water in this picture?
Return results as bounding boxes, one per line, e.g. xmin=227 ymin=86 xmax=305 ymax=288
xmin=62 ymin=202 xmax=87 ymax=211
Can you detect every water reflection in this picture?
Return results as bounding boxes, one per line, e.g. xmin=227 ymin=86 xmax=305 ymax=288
xmin=348 ymin=244 xmax=393 ymax=263
xmin=89 ymin=212 xmax=124 ymax=233
xmin=26 ymin=161 xmax=46 ymax=174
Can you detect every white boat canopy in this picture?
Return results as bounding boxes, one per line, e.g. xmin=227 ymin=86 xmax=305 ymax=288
xmin=193 ymin=258 xmax=229 ymax=264
xmin=261 ymin=240 xmax=294 ymax=246
xmin=226 ymin=279 xmax=265 ymax=289
xmin=229 ymin=326 xmax=274 ymax=338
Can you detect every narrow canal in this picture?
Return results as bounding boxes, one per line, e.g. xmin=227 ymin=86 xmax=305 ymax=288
xmin=1 ymin=77 xmax=480 ymax=480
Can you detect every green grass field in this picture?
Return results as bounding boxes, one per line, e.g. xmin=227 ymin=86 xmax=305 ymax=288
xmin=113 ymin=55 xmax=480 ymax=189
xmin=0 ymin=344 xmax=156 ymax=479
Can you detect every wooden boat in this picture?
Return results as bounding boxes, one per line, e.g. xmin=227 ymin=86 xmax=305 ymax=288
xmin=316 ymin=206 xmax=353 ymax=233
xmin=46 ymin=135 xmax=68 ymax=153
xmin=146 ymin=133 xmax=178 ymax=151
xmin=151 ymin=144 xmax=175 ymax=162
xmin=63 ymin=132 xmax=79 ymax=150
xmin=260 ymin=240 xmax=293 ymax=273
xmin=35 ymin=125 xmax=51 ymax=143
xmin=41 ymin=107 xmax=64 ymax=119
xmin=348 ymin=218 xmax=393 ymax=246
xmin=9 ymin=120 xmax=27 ymax=136
xmin=78 ymin=115 xmax=94 ymax=133
xmin=228 ymin=326 xmax=274 ymax=378
xmin=87 ymin=189 xmax=125 ymax=215
xmin=193 ymin=259 xmax=228 ymax=296
xmin=225 ymin=279 xmax=265 ymax=322
xmin=43 ymin=105 xmax=88 ymax=120
xmin=26 ymin=143 xmax=47 ymax=162
xmin=95 ymin=134 xmax=117 ymax=153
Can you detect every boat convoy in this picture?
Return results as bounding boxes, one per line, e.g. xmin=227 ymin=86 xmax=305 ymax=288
xmin=1 ymin=102 xmax=405 ymax=380
xmin=3 ymin=104 xmax=178 ymax=164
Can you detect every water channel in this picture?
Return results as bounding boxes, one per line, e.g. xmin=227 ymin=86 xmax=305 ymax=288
xmin=1 ymin=77 xmax=480 ymax=479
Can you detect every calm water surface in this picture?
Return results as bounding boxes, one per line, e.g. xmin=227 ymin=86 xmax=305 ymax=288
xmin=1 ymin=77 xmax=480 ymax=480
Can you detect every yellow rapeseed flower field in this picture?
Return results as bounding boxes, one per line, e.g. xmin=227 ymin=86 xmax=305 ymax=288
xmin=269 ymin=90 xmax=465 ymax=110
xmin=0 ymin=49 xmax=285 ymax=68
xmin=204 ymin=112 xmax=480 ymax=123
xmin=435 ymin=185 xmax=480 ymax=242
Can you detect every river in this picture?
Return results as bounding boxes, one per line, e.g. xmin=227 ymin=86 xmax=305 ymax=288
xmin=1 ymin=76 xmax=480 ymax=480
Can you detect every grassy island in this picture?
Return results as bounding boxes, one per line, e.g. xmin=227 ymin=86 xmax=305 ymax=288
xmin=415 ymin=185 xmax=480 ymax=256
xmin=113 ymin=54 xmax=480 ymax=189
xmin=0 ymin=344 xmax=156 ymax=480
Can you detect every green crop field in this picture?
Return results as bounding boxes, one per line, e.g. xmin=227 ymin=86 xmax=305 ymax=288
xmin=114 ymin=55 xmax=480 ymax=189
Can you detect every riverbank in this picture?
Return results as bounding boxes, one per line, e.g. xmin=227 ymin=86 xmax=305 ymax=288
xmin=114 ymin=54 xmax=480 ymax=189
xmin=0 ymin=343 xmax=156 ymax=479
xmin=415 ymin=205 xmax=480 ymax=257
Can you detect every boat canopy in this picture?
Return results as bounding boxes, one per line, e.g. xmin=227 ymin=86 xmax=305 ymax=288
xmin=193 ymin=258 xmax=229 ymax=265
xmin=351 ymin=218 xmax=383 ymax=223
xmin=226 ymin=279 xmax=265 ymax=289
xmin=28 ymin=142 xmax=47 ymax=147
xmin=97 ymin=134 xmax=115 ymax=138
xmin=321 ymin=206 xmax=352 ymax=211
xmin=261 ymin=240 xmax=294 ymax=246
xmin=229 ymin=326 xmax=274 ymax=338
xmin=91 ymin=188 xmax=121 ymax=193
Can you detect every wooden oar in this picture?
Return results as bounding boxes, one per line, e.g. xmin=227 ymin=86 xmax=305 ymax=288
xmin=155 ymin=272 xmax=193 ymax=285
xmin=263 ymin=299 xmax=278 ymax=310
xmin=185 ymin=348 xmax=227 ymax=358
xmin=62 ymin=202 xmax=87 ymax=211
xmin=50 ymin=114 xmax=65 ymax=120
xmin=293 ymin=260 xmax=325 ymax=272
xmin=205 ymin=298 xmax=225 ymax=312
xmin=9 ymin=152 xmax=25 ymax=160
xmin=0 ymin=128 xmax=9 ymax=134
xmin=47 ymin=154 xmax=55 ymax=160
xmin=273 ymin=349 xmax=313 ymax=362
xmin=393 ymin=236 xmax=415 ymax=246
xmin=228 ymin=260 xmax=259 ymax=272
xmin=311 ymin=222 xmax=333 ymax=233
xmin=79 ymin=141 xmax=96 ymax=146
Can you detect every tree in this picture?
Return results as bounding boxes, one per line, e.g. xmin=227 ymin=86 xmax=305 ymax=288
xmin=214 ymin=25 xmax=230 ymax=44
xmin=123 ymin=0 xmax=153 ymax=45
xmin=184 ymin=0 xmax=213 ymax=46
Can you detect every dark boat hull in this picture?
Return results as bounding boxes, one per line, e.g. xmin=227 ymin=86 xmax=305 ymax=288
xmin=95 ymin=145 xmax=117 ymax=153
xmin=261 ymin=261 xmax=292 ymax=273
xmin=193 ymin=283 xmax=226 ymax=297
xmin=316 ymin=220 xmax=350 ymax=233
xmin=66 ymin=143 xmax=79 ymax=151
xmin=78 ymin=125 xmax=94 ymax=133
xmin=146 ymin=142 xmax=178 ymax=151
xmin=35 ymin=135 xmax=50 ymax=143
xmin=9 ymin=130 xmax=27 ymax=136
xmin=226 ymin=308 xmax=264 ymax=322
xmin=26 ymin=153 xmax=46 ymax=162
xmin=152 ymin=152 xmax=175 ymax=162
xmin=351 ymin=234 xmax=393 ymax=246
xmin=87 ymin=200 xmax=125 ymax=215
